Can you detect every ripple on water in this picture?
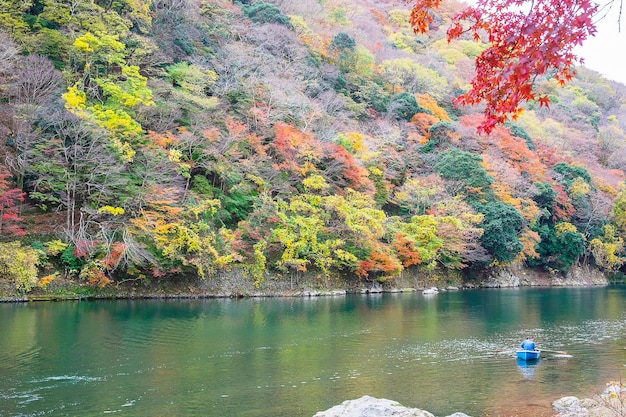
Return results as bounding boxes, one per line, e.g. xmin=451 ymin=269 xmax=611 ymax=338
xmin=0 ymin=346 xmax=41 ymax=372
xmin=103 ymin=316 xmax=202 ymax=352
xmin=29 ymin=375 xmax=105 ymax=384
xmin=380 ymin=316 xmax=626 ymax=371
xmin=387 ymin=337 xmax=510 ymax=364
xmin=0 ymin=391 xmax=43 ymax=406
xmin=1 ymin=373 xmax=104 ymax=409
xmin=519 ymin=317 xmax=626 ymax=353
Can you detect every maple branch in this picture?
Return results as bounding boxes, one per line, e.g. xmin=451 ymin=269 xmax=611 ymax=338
xmin=592 ymin=0 xmax=623 ymax=31
xmin=411 ymin=0 xmax=598 ymax=133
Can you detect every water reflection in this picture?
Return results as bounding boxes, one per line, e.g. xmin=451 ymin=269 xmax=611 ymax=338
xmin=516 ymin=357 xmax=540 ymax=380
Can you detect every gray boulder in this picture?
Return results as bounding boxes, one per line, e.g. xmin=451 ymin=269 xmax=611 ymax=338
xmin=553 ymin=391 xmax=623 ymax=417
xmin=552 ymin=396 xmax=587 ymax=415
xmin=312 ymin=396 xmax=471 ymax=417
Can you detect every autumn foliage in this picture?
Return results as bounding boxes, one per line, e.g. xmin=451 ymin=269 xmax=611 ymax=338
xmin=0 ymin=0 xmax=624 ymax=292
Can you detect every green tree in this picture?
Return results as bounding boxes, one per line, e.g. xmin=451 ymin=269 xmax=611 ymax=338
xmin=37 ymin=0 xmax=135 ymax=36
xmin=532 ymin=222 xmax=586 ymax=271
xmin=0 ymin=0 xmax=32 ymax=37
xmin=475 ymin=201 xmax=524 ymax=263
xmin=192 ymin=175 xmax=258 ymax=227
xmin=435 ymin=149 xmax=493 ymax=196
xmin=589 ymin=224 xmax=625 ymax=271
xmin=613 ymin=183 xmax=626 ymax=234
xmin=166 ymin=62 xmax=219 ymax=110
xmin=532 ymin=182 xmax=556 ymax=211
xmin=129 ymin=188 xmax=231 ymax=279
xmin=329 ymin=32 xmax=355 ymax=52
xmin=552 ymin=162 xmax=592 ymax=187
xmin=390 ymin=92 xmax=423 ymax=121
xmin=425 ymin=121 xmax=458 ymax=150
xmin=243 ymin=1 xmax=290 ymax=26
xmin=271 ymin=194 xmax=335 ymax=275
xmin=324 ymin=189 xmax=386 ymax=248
xmin=380 ymin=58 xmax=448 ymax=98
xmin=347 ymin=78 xmax=390 ymax=113
xmin=388 ymin=215 xmax=442 ymax=269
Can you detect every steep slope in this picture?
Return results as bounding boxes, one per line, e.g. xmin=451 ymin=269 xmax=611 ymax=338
xmin=0 ymin=0 xmax=625 ymax=293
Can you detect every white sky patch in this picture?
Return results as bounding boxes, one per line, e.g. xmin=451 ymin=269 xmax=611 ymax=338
xmin=459 ymin=0 xmax=626 ymax=85
xmin=575 ymin=3 xmax=626 ymax=85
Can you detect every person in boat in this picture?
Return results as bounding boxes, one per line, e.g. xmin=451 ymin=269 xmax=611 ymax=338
xmin=520 ymin=336 xmax=537 ymax=351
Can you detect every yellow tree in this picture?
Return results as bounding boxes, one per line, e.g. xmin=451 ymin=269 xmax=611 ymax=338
xmin=589 ymin=225 xmax=625 ymax=271
xmin=613 ymin=183 xmax=626 ymax=234
xmin=63 ymin=32 xmax=153 ymax=162
xmin=129 ymin=186 xmax=232 ymax=278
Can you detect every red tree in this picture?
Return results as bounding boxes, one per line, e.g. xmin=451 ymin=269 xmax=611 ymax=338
xmin=0 ymin=167 xmax=26 ymax=236
xmin=411 ymin=0 xmax=598 ymax=133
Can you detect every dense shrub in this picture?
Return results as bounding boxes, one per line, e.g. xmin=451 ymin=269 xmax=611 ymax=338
xmin=243 ymin=2 xmax=291 ymax=26
xmin=474 ymin=202 xmax=524 ymax=263
xmin=0 ymin=242 xmax=40 ymax=292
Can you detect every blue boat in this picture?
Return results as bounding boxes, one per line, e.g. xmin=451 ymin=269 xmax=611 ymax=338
xmin=516 ymin=349 xmax=541 ymax=360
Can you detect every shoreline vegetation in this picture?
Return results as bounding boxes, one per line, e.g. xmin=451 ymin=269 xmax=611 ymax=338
xmin=0 ymin=264 xmax=616 ymax=303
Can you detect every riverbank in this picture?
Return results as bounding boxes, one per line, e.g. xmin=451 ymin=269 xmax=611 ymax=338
xmin=0 ymin=264 xmax=613 ymax=303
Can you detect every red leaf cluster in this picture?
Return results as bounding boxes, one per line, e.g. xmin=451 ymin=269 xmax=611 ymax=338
xmin=410 ymin=0 xmax=444 ymax=34
xmin=103 ymin=242 xmax=127 ymax=270
xmin=355 ymin=249 xmax=401 ymax=279
xmin=392 ymin=233 xmax=421 ymax=267
xmin=322 ymin=144 xmax=373 ymax=192
xmin=74 ymin=239 xmax=98 ymax=259
xmin=271 ymin=122 xmax=320 ymax=172
xmin=0 ymin=167 xmax=26 ymax=237
xmin=552 ymin=183 xmax=575 ymax=220
xmin=411 ymin=0 xmax=597 ymax=133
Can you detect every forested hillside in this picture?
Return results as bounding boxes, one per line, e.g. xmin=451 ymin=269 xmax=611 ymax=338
xmin=1 ymin=0 xmax=626 ymax=293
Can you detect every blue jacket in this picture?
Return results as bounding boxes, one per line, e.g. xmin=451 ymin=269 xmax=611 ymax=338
xmin=520 ymin=339 xmax=536 ymax=350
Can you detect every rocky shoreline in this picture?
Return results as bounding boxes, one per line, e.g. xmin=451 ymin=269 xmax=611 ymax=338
xmin=312 ymin=382 xmax=626 ymax=417
xmin=552 ymin=382 xmax=626 ymax=416
xmin=0 ymin=264 xmax=613 ymax=303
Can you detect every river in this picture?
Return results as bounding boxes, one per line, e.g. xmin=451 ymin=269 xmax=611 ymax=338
xmin=1 ymin=286 xmax=625 ymax=416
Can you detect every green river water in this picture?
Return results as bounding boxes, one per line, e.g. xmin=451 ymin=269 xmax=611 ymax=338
xmin=1 ymin=286 xmax=625 ymax=416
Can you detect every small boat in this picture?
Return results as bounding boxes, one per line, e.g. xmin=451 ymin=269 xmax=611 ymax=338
xmin=422 ymin=287 xmax=439 ymax=295
xmin=516 ymin=349 xmax=541 ymax=360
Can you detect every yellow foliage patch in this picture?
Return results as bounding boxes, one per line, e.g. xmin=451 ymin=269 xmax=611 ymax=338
xmin=38 ymin=274 xmax=57 ymax=289
xmin=416 ymin=94 xmax=451 ymax=121
xmin=555 ymin=222 xmax=579 ymax=237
